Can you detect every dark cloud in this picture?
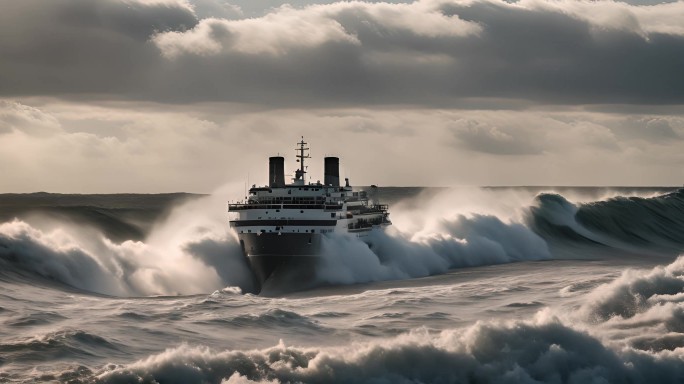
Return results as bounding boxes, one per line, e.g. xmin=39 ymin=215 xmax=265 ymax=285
xmin=0 ymin=0 xmax=197 ymax=96
xmin=439 ymin=1 xmax=684 ymax=105
xmin=0 ymin=0 xmax=683 ymax=107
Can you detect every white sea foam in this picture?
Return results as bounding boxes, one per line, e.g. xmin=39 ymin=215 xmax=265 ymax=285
xmin=0 ymin=183 xmax=253 ymax=296
xmin=1 ymin=187 xmax=681 ymax=296
xmin=93 ymin=256 xmax=684 ymax=383
xmin=96 ymin=311 xmax=684 ymax=384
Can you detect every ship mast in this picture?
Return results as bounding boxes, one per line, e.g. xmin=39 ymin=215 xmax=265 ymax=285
xmin=294 ymin=136 xmax=310 ymax=184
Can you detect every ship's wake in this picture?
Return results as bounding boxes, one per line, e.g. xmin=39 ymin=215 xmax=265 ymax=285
xmin=1 ymin=187 xmax=683 ymax=296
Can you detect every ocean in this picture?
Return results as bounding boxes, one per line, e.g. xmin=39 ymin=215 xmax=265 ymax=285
xmin=1 ymin=186 xmax=684 ymax=383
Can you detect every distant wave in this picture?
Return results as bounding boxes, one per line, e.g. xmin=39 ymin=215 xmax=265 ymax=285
xmin=530 ymin=189 xmax=684 ymax=254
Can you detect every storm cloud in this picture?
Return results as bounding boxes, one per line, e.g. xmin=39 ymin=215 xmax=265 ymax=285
xmin=0 ymin=0 xmax=683 ymax=191
xmin=1 ymin=0 xmax=684 ymax=106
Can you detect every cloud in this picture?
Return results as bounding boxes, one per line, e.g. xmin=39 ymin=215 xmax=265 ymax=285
xmin=1 ymin=99 xmax=682 ymax=192
xmin=153 ymin=8 xmax=362 ymax=57
xmin=610 ymin=117 xmax=683 ymax=143
xmin=189 ymin=0 xmax=244 ymax=19
xmin=449 ymin=113 xmax=621 ymax=156
xmin=0 ymin=0 xmax=197 ymax=97
xmin=0 ymin=0 xmax=683 ymax=106
xmin=452 ymin=120 xmax=545 ymax=156
xmin=0 ymin=101 xmax=61 ymax=136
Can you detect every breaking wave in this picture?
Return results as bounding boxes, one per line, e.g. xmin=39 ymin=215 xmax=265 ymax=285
xmin=1 ymin=188 xmax=683 ymax=296
xmin=0 ymin=187 xmax=256 ymax=296
xmin=88 ymin=314 xmax=684 ymax=384
xmin=314 ymin=188 xmax=684 ymax=287
xmin=530 ymin=189 xmax=684 ymax=255
xmin=316 ymin=214 xmax=551 ymax=286
xmin=576 ymin=255 xmax=684 ymax=353
xmin=49 ymin=255 xmax=684 ymax=384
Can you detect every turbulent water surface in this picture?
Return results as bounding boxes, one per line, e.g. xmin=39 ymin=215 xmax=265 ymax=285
xmin=2 ymin=187 xmax=684 ymax=383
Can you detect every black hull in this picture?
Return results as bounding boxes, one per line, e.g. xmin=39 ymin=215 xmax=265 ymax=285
xmin=238 ymin=233 xmax=322 ymax=291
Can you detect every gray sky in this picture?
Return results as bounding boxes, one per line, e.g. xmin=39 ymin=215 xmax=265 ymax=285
xmin=1 ymin=0 xmax=683 ymax=192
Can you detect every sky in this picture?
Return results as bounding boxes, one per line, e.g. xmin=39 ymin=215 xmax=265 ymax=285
xmin=1 ymin=0 xmax=683 ymax=192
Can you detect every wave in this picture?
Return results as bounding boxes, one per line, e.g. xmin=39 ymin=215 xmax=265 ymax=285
xmin=43 ymin=255 xmax=684 ymax=384
xmin=228 ymin=309 xmax=326 ymax=331
xmin=576 ymin=255 xmax=684 ymax=352
xmin=529 ymin=189 xmax=684 ymax=255
xmin=0 ymin=219 xmax=244 ymax=296
xmin=1 ymin=329 xmax=123 ymax=363
xmin=0 ymin=187 xmax=257 ymax=296
xmin=1 ymin=187 xmax=684 ymax=296
xmin=78 ymin=314 xmax=684 ymax=384
xmin=314 ymin=213 xmax=551 ymax=287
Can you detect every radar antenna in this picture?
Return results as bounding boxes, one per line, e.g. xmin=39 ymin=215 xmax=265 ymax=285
xmin=294 ymin=136 xmax=310 ymax=183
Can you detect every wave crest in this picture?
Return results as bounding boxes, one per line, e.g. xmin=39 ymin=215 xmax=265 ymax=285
xmin=92 ymin=314 xmax=684 ymax=384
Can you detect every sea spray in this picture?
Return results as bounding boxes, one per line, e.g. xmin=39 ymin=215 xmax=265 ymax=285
xmin=315 ymin=213 xmax=551 ymax=286
xmin=0 ymin=183 xmax=253 ymax=296
xmin=0 ymin=219 xmax=228 ymax=296
xmin=2 ymin=187 xmax=683 ymax=296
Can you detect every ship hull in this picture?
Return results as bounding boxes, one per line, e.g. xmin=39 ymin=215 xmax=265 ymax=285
xmin=238 ymin=232 xmax=322 ymax=290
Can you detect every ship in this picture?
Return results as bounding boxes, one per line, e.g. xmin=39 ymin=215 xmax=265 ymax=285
xmin=228 ymin=137 xmax=391 ymax=291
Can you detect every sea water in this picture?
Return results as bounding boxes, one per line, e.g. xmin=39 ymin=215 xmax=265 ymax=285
xmin=1 ymin=187 xmax=684 ymax=383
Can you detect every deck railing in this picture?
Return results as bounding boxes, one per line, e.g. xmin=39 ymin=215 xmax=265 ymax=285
xmin=229 ymin=203 xmax=343 ymax=211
